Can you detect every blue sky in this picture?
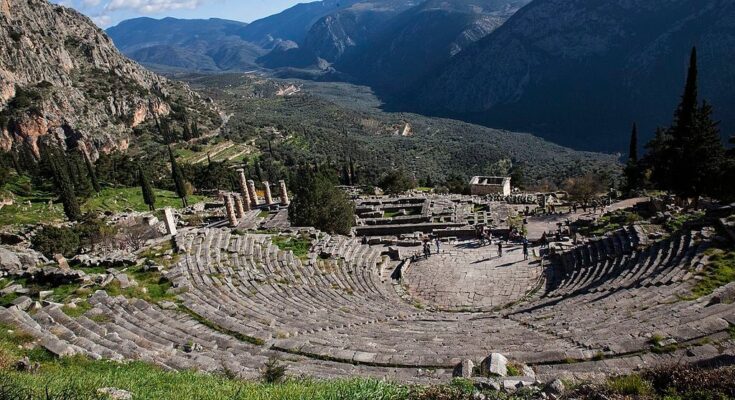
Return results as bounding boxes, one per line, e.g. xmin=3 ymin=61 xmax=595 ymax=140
xmin=51 ymin=0 xmax=311 ymax=28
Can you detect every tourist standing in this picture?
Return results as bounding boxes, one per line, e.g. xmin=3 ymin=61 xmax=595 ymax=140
xmin=497 ymin=241 xmax=503 ymax=258
xmin=435 ymin=238 xmax=441 ymax=254
xmin=522 ymin=239 xmax=529 ymax=261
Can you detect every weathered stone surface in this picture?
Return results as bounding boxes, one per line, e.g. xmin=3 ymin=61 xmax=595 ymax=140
xmin=545 ymin=379 xmax=565 ymax=396
xmin=11 ymin=295 xmax=32 ymax=310
xmin=485 ymin=353 xmax=508 ymax=377
xmin=0 ymin=246 xmax=46 ymax=271
xmin=459 ymin=359 xmax=474 ymax=378
xmin=164 ymin=208 xmax=178 ymax=236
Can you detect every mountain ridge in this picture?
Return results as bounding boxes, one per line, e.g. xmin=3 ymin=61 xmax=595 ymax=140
xmin=0 ymin=0 xmax=220 ymax=158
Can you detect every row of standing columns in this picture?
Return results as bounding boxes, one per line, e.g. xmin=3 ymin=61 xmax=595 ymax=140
xmin=226 ymin=169 xmax=291 ymax=227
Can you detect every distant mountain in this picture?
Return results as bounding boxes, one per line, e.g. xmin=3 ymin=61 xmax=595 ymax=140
xmin=260 ymin=0 xmax=529 ymax=92
xmin=407 ymin=0 xmax=735 ymax=151
xmin=238 ymin=0 xmax=364 ymax=48
xmin=0 ymin=0 xmax=220 ymax=157
xmin=337 ymin=0 xmax=530 ymax=91
xmin=107 ymin=17 xmax=265 ymax=72
xmin=258 ymin=0 xmax=419 ymax=69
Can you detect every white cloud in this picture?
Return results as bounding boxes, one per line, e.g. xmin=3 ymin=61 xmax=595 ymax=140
xmin=105 ymin=0 xmax=204 ymax=13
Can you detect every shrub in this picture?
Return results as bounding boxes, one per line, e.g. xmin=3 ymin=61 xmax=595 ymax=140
xmin=261 ymin=358 xmax=287 ymax=384
xmin=31 ymin=225 xmax=80 ymax=258
xmin=606 ymin=375 xmax=653 ymax=396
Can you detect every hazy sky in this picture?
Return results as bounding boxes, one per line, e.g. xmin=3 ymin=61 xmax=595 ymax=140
xmin=51 ymin=0 xmax=312 ymax=28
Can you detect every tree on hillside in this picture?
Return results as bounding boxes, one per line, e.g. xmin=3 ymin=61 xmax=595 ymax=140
xmin=288 ymin=166 xmax=354 ymax=235
xmin=81 ymin=150 xmax=100 ymax=193
xmin=379 ymin=169 xmax=415 ymax=195
xmin=643 ymin=47 xmax=726 ymax=200
xmin=191 ymin=120 xmax=201 ymax=139
xmin=562 ymin=173 xmax=607 ymax=203
xmin=139 ymin=166 xmax=156 ymax=211
xmin=624 ymin=123 xmax=643 ymax=191
xmin=43 ymin=146 xmax=82 ymax=221
xmin=168 ymin=146 xmax=188 ymax=207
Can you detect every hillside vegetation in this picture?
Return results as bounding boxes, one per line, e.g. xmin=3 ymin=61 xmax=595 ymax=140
xmin=186 ymin=74 xmax=620 ymax=187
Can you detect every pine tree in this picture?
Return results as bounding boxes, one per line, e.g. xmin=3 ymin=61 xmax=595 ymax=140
xmin=624 ymin=123 xmax=642 ymax=191
xmin=288 ymin=166 xmax=354 ymax=235
xmin=254 ymin=160 xmax=264 ymax=182
xmin=629 ymin=123 xmax=639 ymax=163
xmin=182 ymin=118 xmax=192 ymax=141
xmin=349 ymin=156 xmax=357 ymax=185
xmin=139 ymin=166 xmax=156 ymax=211
xmin=644 ymin=47 xmax=726 ymax=199
xmin=341 ymin=163 xmax=351 ymax=186
xmin=82 ymin=150 xmax=100 ymax=193
xmin=168 ymin=146 xmax=188 ymax=207
xmin=44 ymin=146 xmax=81 ymax=221
xmin=191 ymin=120 xmax=200 ymax=138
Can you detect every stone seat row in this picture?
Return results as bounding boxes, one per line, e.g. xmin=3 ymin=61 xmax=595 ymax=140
xmin=509 ymin=280 xmax=735 ymax=355
xmin=167 ymin=229 xmax=417 ymax=341
xmin=0 ymin=292 xmax=450 ymax=383
xmin=545 ymin=229 xmax=703 ymax=297
xmin=270 ymin=313 xmax=590 ymax=368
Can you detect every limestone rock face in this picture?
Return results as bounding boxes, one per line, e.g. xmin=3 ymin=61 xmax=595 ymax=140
xmin=0 ymin=0 xmax=220 ymax=157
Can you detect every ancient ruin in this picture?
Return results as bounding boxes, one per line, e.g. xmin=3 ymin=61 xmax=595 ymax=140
xmin=2 ymin=183 xmax=733 ymax=387
xmin=470 ymin=176 xmax=512 ymax=196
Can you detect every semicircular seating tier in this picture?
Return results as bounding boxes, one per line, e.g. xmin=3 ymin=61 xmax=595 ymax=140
xmin=1 ymin=227 xmax=733 ymax=382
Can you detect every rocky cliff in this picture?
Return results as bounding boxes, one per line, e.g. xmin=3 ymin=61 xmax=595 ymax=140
xmin=0 ymin=0 xmax=220 ymax=158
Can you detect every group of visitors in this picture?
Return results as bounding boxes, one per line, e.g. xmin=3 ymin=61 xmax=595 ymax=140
xmin=475 ymin=225 xmax=530 ymax=260
xmin=420 ymin=237 xmax=441 ymax=259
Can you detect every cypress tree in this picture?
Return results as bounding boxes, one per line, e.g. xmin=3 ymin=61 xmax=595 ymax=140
xmin=82 ymin=150 xmax=100 ymax=193
xmin=254 ymin=160 xmax=264 ymax=182
xmin=624 ymin=123 xmax=642 ymax=191
xmin=645 ymin=47 xmax=726 ymax=199
xmin=44 ymin=146 xmax=81 ymax=221
xmin=168 ymin=146 xmax=188 ymax=207
xmin=182 ymin=119 xmax=192 ymax=141
xmin=191 ymin=121 xmax=200 ymax=138
xmin=629 ymin=123 xmax=638 ymax=163
xmin=139 ymin=166 xmax=156 ymax=211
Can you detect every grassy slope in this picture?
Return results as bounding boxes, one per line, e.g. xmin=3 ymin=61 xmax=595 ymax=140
xmin=0 ymin=180 xmax=209 ymax=226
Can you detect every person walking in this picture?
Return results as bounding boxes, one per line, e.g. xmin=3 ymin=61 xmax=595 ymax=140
xmin=497 ymin=241 xmax=503 ymax=258
xmin=435 ymin=238 xmax=441 ymax=254
xmin=522 ymin=239 xmax=529 ymax=261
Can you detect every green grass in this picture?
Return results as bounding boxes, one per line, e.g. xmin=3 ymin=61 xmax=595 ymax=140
xmin=688 ymin=250 xmax=735 ymax=299
xmin=0 ymin=182 xmax=210 ymax=226
xmin=271 ymin=236 xmax=311 ymax=259
xmin=606 ymin=375 xmax=653 ymax=396
xmin=580 ymin=209 xmax=643 ymax=237
xmin=102 ymin=266 xmax=177 ymax=304
xmin=665 ymin=210 xmax=706 ymax=232
xmin=61 ymin=300 xmax=92 ymax=318
xmin=0 ymin=356 xmax=412 ymax=400
xmin=83 ymin=187 xmax=209 ymax=214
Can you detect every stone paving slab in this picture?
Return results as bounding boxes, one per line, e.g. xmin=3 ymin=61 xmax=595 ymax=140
xmin=404 ymin=242 xmax=542 ymax=310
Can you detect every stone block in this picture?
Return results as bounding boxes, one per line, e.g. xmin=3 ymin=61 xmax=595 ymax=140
xmin=484 ymin=353 xmax=508 ymax=377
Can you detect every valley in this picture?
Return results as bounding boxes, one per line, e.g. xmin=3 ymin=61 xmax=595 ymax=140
xmin=1 ymin=0 xmax=735 ymax=399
